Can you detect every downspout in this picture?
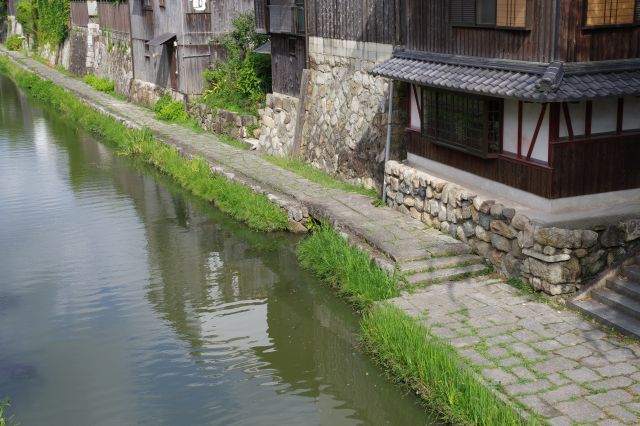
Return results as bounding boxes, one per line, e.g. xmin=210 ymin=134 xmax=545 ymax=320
xmin=382 ymin=80 xmax=395 ymax=204
xmin=552 ymin=0 xmax=561 ymax=61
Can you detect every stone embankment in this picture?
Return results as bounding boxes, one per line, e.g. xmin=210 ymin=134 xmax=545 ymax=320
xmin=385 ymin=160 xmax=640 ymax=296
xmin=3 ymin=48 xmax=639 ymax=425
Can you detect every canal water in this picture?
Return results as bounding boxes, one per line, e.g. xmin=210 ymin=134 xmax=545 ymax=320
xmin=0 ymin=74 xmax=437 ymax=425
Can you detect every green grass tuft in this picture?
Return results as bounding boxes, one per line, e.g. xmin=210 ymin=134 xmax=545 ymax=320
xmin=83 ymin=74 xmax=115 ymax=93
xmin=0 ymin=55 xmax=289 ymax=232
xmin=297 ymin=225 xmax=399 ymax=306
xmin=5 ymin=35 xmax=23 ymax=51
xmin=154 ymin=94 xmax=189 ymax=122
xmin=360 ymin=304 xmax=537 ymax=426
xmin=264 ymin=155 xmax=378 ymax=198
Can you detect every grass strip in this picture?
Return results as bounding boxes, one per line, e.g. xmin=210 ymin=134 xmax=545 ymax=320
xmin=297 ymin=225 xmax=399 ymax=306
xmin=0 ymin=54 xmax=289 ymax=232
xmin=361 ymin=304 xmax=538 ymax=426
xmin=264 ymin=155 xmax=378 ymax=198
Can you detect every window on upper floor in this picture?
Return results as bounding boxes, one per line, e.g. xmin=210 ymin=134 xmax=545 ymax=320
xmin=422 ymin=88 xmax=502 ymax=159
xmin=584 ymin=0 xmax=640 ymax=27
xmin=451 ymin=0 xmax=528 ymax=29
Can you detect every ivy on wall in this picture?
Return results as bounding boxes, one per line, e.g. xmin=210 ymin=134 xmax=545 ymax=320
xmin=16 ymin=0 xmax=70 ymax=47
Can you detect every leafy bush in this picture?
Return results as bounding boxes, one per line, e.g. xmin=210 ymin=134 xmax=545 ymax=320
xmin=16 ymin=0 xmax=69 ymax=47
xmin=83 ymin=75 xmax=115 ymax=93
xmin=201 ymin=14 xmax=270 ymax=116
xmin=154 ymin=94 xmax=189 ymax=122
xmin=5 ymin=35 xmax=23 ymax=51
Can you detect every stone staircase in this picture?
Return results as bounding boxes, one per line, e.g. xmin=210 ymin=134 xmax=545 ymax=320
xmin=569 ymin=254 xmax=640 ymax=339
xmin=398 ymin=251 xmax=490 ymax=286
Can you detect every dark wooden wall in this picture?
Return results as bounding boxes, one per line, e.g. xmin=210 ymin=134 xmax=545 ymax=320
xmin=558 ymin=0 xmax=640 ymax=61
xmin=70 ymin=1 xmax=90 ymax=28
xmin=306 ymin=0 xmax=399 ymax=44
xmin=404 ymin=0 xmax=555 ymax=62
xmin=98 ymin=1 xmax=131 ymax=34
xmin=271 ymin=34 xmax=306 ymax=96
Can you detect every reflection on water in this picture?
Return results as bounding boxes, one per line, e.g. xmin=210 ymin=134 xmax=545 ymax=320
xmin=0 ymin=74 xmax=438 ymax=425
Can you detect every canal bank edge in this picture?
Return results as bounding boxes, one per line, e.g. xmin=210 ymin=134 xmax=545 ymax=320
xmin=0 ymin=50 xmax=303 ymax=233
xmin=2 ymin=47 xmax=640 ymax=426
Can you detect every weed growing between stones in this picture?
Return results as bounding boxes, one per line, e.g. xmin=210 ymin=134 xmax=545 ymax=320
xmin=360 ymin=304 xmax=539 ymax=426
xmin=264 ymin=155 xmax=378 ymax=198
xmin=0 ymin=55 xmax=289 ymax=232
xmin=297 ymin=225 xmax=400 ymax=306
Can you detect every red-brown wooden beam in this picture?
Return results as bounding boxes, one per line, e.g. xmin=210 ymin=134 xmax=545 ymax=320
xmin=585 ymin=101 xmax=592 ymax=138
xmin=517 ymin=101 xmax=523 ymax=158
xmin=527 ymin=103 xmax=548 ymax=161
xmin=617 ymin=98 xmax=624 ymax=135
xmin=562 ymin=102 xmax=574 ymax=140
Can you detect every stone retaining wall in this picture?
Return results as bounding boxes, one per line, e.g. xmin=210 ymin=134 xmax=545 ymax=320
xmin=385 ymin=160 xmax=640 ymax=295
xmin=189 ymin=103 xmax=259 ymax=139
xmin=257 ymin=93 xmax=298 ymax=156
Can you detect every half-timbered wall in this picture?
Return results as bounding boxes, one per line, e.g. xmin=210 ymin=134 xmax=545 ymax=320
xmin=558 ymin=0 xmax=640 ymax=61
xmin=404 ymin=0 xmax=556 ymax=62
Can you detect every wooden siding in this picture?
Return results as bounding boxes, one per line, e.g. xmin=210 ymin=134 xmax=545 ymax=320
xmin=71 ymin=1 xmax=90 ymax=28
xmin=558 ymin=0 xmax=640 ymax=61
xmin=404 ymin=0 xmax=555 ymax=62
xmin=98 ymin=1 xmax=131 ymax=34
xmin=407 ymin=130 xmax=553 ymax=197
xmin=271 ymin=34 xmax=306 ymax=96
xmin=306 ymin=0 xmax=398 ymax=44
xmin=551 ymin=135 xmax=640 ymax=197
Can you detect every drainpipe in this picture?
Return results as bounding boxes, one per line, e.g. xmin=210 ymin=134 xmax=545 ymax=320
xmin=382 ymin=80 xmax=395 ymax=204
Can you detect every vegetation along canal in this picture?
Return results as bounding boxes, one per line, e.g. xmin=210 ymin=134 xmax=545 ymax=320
xmin=0 ymin=73 xmax=439 ymax=424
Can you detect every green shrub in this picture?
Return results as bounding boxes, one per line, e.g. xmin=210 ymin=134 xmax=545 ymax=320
xmin=201 ymin=14 xmax=270 ymax=116
xmin=361 ymin=304 xmax=535 ymax=425
xmin=154 ymin=94 xmax=189 ymax=122
xmin=83 ymin=75 xmax=115 ymax=93
xmin=297 ymin=225 xmax=399 ymax=306
xmin=5 ymin=35 xmax=23 ymax=51
xmin=15 ymin=0 xmax=69 ymax=47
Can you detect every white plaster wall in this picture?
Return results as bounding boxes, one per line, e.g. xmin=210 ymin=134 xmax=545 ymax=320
xmin=591 ymin=97 xmax=618 ymax=134
xmin=559 ymin=101 xmax=586 ymax=137
xmin=409 ymin=85 xmax=421 ymax=130
xmin=623 ymin=96 xmax=640 ymax=131
xmin=503 ymin=100 xmax=549 ymax=163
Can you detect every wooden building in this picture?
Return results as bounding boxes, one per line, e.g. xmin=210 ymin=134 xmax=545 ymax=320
xmin=372 ymin=0 xmax=640 ymax=199
xmin=129 ymin=0 xmax=253 ymax=96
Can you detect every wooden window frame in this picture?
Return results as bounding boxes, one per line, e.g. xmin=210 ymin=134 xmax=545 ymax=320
xmin=582 ymin=0 xmax=640 ymax=29
xmin=142 ymin=0 xmax=153 ymax=11
xmin=450 ymin=0 xmax=532 ymax=30
xmin=421 ymin=88 xmax=503 ymax=159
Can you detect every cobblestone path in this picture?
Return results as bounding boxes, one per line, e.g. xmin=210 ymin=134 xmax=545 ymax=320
xmin=4 ymin=48 xmax=639 ymax=425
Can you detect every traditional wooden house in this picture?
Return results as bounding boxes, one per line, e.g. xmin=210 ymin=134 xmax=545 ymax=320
xmin=129 ymin=0 xmax=253 ymax=101
xmin=372 ymin=0 xmax=640 ymax=199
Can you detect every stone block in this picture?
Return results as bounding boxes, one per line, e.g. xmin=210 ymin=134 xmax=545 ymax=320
xmin=491 ymin=233 xmax=512 ymax=252
xmin=476 ymin=225 xmax=491 ymax=242
xmin=535 ymin=227 xmax=583 ymax=249
xmin=479 ymin=213 xmax=492 ymax=230
xmin=490 ymin=203 xmax=504 ymax=218
xmin=522 ymin=248 xmax=571 ymax=263
xmin=623 ymin=218 xmax=640 ymax=241
xmin=599 ymin=225 xmax=626 ymax=248
xmin=490 ymin=220 xmax=517 ymax=239
xmin=511 ymin=213 xmax=530 ymax=231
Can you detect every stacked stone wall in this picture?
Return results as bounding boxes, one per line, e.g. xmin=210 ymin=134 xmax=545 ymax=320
xmin=257 ymin=93 xmax=298 ymax=156
xmin=189 ymin=103 xmax=258 ymax=139
xmin=299 ymin=37 xmax=405 ymax=190
xmin=385 ymin=160 xmax=640 ymax=295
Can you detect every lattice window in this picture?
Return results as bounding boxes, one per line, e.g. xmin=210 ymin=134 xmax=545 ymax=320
xmin=496 ymin=0 xmax=527 ymax=27
xmin=422 ymin=89 xmax=502 ymax=158
xmin=255 ymin=0 xmax=268 ymax=34
xmin=585 ymin=0 xmax=638 ymax=26
xmin=450 ymin=0 xmax=527 ymax=28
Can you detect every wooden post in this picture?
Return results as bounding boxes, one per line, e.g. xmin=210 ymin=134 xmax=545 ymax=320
xmin=291 ymin=69 xmax=311 ymax=159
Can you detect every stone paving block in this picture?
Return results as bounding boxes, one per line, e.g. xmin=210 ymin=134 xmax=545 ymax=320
xmin=556 ymin=332 xmax=588 ymax=346
xmin=547 ymin=416 xmax=573 ymax=426
xmin=540 ymin=384 xmax=587 ymax=404
xmin=448 ymin=335 xmax=481 ymax=348
xmin=431 ymin=326 xmax=459 ymax=339
xmin=485 ymin=334 xmax=516 ymax=345
xmin=508 ymin=342 xmax=545 ymax=361
xmin=547 ymin=373 xmax=571 ymax=386
xmin=476 ymin=324 xmax=514 ymax=337
xmin=511 ymin=366 xmax=536 ymax=381
xmin=564 ymin=366 xmax=601 ymax=383
xmin=459 ymin=348 xmax=492 ymax=366
xmin=533 ymin=339 xmax=565 ymax=352
xmin=597 ymin=419 xmax=627 ymax=426
xmin=498 ymin=356 xmax=524 ymax=367
xmin=582 ymin=339 xmax=618 ymax=353
xmin=482 ymin=368 xmax=518 ymax=385
xmin=596 ymin=363 xmax=638 ymax=378
xmin=588 ymin=376 xmax=634 ymax=391
xmin=605 ymin=405 xmax=640 ymax=424
xmin=630 ymin=383 xmax=640 ymax=396
xmin=604 ymin=348 xmax=637 ymax=363
xmin=520 ymin=395 xmax=562 ymax=418
xmin=582 ymin=355 xmax=611 ymax=369
xmin=556 ymin=399 xmax=606 ymax=422
xmin=513 ymin=329 xmax=542 ymax=343
xmin=505 ymin=379 xmax=553 ymax=396
xmin=587 ymin=389 xmax=634 ymax=408
xmin=555 ymin=344 xmax=594 ymax=360
xmin=486 ymin=347 xmax=509 ymax=358
xmin=533 ymin=357 xmax=579 ymax=374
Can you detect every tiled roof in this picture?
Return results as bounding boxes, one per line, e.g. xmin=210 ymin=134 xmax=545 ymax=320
xmin=370 ymin=50 xmax=640 ymax=102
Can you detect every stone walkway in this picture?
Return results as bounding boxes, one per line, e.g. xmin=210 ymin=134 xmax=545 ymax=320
xmin=4 ymin=49 xmax=639 ymax=425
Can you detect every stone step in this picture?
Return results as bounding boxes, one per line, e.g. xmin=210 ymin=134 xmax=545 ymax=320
xmin=622 ymin=265 xmax=640 ymax=282
xmin=592 ymin=288 xmax=640 ymax=318
xmin=406 ymin=263 xmax=488 ymax=285
xmin=399 ymin=254 xmax=483 ymax=275
xmin=607 ymin=278 xmax=640 ymax=302
xmin=568 ymin=299 xmax=640 ymax=339
xmin=424 ymin=243 xmax=474 ymax=257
